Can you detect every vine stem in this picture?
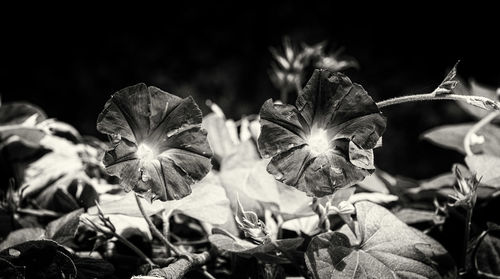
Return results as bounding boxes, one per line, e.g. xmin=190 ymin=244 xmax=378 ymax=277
xmin=463 ymin=111 xmax=500 ymax=156
xmin=115 ymin=229 xmax=156 ymax=267
xmin=82 ymin=216 xmax=155 ymax=267
xmin=462 ymin=205 xmax=474 ymax=273
xmin=376 ymin=91 xmax=500 ymax=109
xmin=134 ymin=194 xmax=183 ymax=257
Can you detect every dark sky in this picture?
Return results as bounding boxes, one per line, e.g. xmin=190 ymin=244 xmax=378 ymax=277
xmin=1 ymin=7 xmax=498 ymax=178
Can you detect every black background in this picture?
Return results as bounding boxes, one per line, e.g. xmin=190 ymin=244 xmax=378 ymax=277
xmin=1 ymin=6 xmax=498 ymax=179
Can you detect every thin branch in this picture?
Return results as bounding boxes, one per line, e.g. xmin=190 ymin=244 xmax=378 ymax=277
xmin=134 ymin=194 xmax=183 ymax=257
xmin=82 ymin=217 xmax=155 ymax=267
xmin=464 ymin=111 xmax=500 ymax=156
xmin=200 ymin=270 xmax=217 ymax=279
xmin=377 ymin=92 xmax=500 ymax=110
xmin=132 ymin=251 xmax=213 ymax=279
xmin=114 ymin=231 xmax=156 ymax=267
xmin=16 ymin=207 xmax=62 ymax=218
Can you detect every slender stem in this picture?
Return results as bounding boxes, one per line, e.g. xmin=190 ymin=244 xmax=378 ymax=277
xmin=16 ymin=208 xmax=62 ymax=218
xmin=280 ymin=87 xmax=288 ymax=103
xmin=201 ymin=270 xmax=217 ymax=279
xmin=464 ymin=111 xmax=500 ymax=156
xmin=162 ymin=210 xmax=173 ymax=255
xmin=376 ymin=91 xmax=500 ymax=110
xmin=83 ymin=216 xmax=156 ymax=267
xmin=462 ymin=206 xmax=474 ymax=272
xmin=134 ymin=194 xmax=182 ymax=256
xmin=115 ymin=233 xmax=155 ymax=266
xmin=294 ymin=78 xmax=303 ymax=95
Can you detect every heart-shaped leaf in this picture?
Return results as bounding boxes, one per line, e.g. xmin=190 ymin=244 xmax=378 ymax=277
xmin=465 ymin=155 xmax=500 ymax=187
xmin=305 ymin=201 xmax=456 ymax=279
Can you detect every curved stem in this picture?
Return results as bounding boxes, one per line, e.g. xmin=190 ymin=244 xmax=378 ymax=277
xmin=82 ymin=216 xmax=155 ymax=267
xmin=134 ymin=194 xmax=182 ymax=256
xmin=376 ymin=92 xmax=500 ymax=110
xmin=464 ymin=111 xmax=500 ymax=156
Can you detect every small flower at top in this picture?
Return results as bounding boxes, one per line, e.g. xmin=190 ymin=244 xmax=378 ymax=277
xmin=97 ymin=84 xmax=213 ymax=202
xmin=269 ymin=37 xmax=308 ymax=98
xmin=448 ymin=165 xmax=480 ymax=208
xmin=258 ymin=69 xmax=386 ymax=197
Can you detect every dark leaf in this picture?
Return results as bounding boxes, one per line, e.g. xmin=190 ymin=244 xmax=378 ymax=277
xmin=209 ymin=233 xmax=303 ymax=264
xmin=0 ymin=240 xmax=77 ymax=279
xmin=395 ymin=208 xmax=437 ymax=225
xmin=0 ymin=102 xmax=46 ymax=125
xmin=0 ymin=126 xmax=48 ymax=162
xmin=0 ymin=228 xmax=45 ymax=251
xmin=45 ymin=209 xmax=84 ymax=246
xmin=475 ymin=229 xmax=500 ymax=276
xmin=73 ymin=257 xmax=115 ymax=279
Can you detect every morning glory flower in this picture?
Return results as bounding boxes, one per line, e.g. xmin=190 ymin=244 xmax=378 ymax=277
xmin=258 ymin=69 xmax=386 ymax=197
xmin=97 ymin=83 xmax=212 ymax=201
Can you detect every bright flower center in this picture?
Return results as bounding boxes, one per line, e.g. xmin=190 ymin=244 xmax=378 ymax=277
xmin=307 ymin=127 xmax=330 ymax=155
xmin=137 ymin=143 xmax=156 ymax=161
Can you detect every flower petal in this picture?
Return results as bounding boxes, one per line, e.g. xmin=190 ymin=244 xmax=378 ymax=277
xmin=296 ymin=70 xmax=386 ymax=149
xmin=105 ymin=157 xmax=142 ymax=193
xmin=146 ymin=96 xmax=203 ymax=150
xmin=157 ymin=155 xmax=194 ymax=200
xmin=162 ymin=148 xmax=212 ymax=180
xmin=331 ymin=114 xmax=386 ymax=149
xmin=97 ymin=83 xmax=151 ymax=143
xmin=348 ymin=141 xmax=375 ymax=169
xmin=159 ymin=127 xmax=212 ymax=158
xmin=147 ymin=86 xmax=184 ymax=132
xmin=258 ymin=99 xmax=307 ymax=158
xmin=304 ymin=150 xmax=372 ymax=197
xmin=266 ymin=144 xmax=312 ymax=190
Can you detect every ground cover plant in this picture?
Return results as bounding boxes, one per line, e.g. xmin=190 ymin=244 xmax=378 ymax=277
xmin=1 ymin=38 xmax=500 ymax=279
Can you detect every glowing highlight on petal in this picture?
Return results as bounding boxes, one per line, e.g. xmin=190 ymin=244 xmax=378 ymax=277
xmin=307 ymin=126 xmax=330 ymax=156
xmin=136 ymin=143 xmax=155 ymax=162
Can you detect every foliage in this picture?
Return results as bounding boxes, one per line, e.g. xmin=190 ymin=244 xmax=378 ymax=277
xmin=2 ymin=37 xmax=500 ymax=279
